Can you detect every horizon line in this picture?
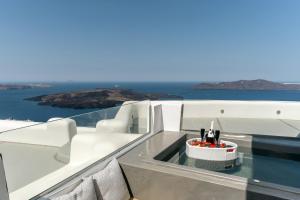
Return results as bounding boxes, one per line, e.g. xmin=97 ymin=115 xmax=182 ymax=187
xmin=1 ymin=79 xmax=300 ymax=84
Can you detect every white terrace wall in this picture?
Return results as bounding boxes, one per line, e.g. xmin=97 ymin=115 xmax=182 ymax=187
xmin=151 ymin=100 xmax=300 ymax=132
xmin=182 ymin=100 xmax=300 ymax=120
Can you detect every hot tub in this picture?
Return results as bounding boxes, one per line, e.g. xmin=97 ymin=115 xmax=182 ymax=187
xmin=155 ymin=133 xmax=300 ymax=189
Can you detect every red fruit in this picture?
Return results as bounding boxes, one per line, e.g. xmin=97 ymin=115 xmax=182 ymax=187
xmin=191 ymin=140 xmax=203 ymax=146
xmin=210 ymin=144 xmax=216 ymax=148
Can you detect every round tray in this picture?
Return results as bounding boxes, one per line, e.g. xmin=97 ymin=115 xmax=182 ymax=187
xmin=186 ymin=138 xmax=238 ymax=161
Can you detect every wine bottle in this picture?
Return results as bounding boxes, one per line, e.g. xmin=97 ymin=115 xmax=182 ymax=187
xmin=215 ymin=130 xmax=220 ymax=145
xmin=200 ymin=128 xmax=205 ymax=141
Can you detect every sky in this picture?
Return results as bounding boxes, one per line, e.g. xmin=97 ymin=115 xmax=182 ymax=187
xmin=0 ymin=0 xmax=300 ymax=82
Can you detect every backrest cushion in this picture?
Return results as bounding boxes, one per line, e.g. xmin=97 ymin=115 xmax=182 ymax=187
xmin=92 ymin=158 xmax=130 ymax=200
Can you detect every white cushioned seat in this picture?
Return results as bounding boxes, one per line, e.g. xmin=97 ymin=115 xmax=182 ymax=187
xmin=96 ymin=119 xmax=129 ymax=133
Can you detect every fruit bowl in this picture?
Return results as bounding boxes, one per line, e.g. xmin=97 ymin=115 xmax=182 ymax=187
xmin=186 ymin=138 xmax=238 ymax=161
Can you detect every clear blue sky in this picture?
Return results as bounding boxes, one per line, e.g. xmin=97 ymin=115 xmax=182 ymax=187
xmin=0 ymin=0 xmax=300 ymax=82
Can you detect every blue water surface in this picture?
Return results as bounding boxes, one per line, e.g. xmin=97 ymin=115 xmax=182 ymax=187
xmin=1 ymin=82 xmax=300 ymax=121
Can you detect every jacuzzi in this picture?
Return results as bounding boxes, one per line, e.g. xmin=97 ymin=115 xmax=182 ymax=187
xmin=155 ymin=133 xmax=300 ymax=189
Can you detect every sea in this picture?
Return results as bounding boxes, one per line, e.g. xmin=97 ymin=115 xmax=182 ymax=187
xmin=2 ymin=82 xmax=300 ymax=122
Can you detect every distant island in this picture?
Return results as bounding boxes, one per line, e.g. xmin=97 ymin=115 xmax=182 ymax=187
xmin=0 ymin=83 xmax=51 ymax=91
xmin=25 ymin=88 xmax=182 ymax=109
xmin=194 ymin=79 xmax=300 ymax=90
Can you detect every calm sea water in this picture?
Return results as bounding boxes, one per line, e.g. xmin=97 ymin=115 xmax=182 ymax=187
xmin=2 ymin=82 xmax=300 ymax=122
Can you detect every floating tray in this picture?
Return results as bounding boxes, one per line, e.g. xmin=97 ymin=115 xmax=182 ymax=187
xmin=186 ymin=138 xmax=238 ymax=161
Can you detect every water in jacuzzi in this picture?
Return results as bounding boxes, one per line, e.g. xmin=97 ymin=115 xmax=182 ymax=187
xmin=167 ymin=144 xmax=300 ymax=188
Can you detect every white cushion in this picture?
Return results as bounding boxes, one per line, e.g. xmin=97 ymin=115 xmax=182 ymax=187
xmin=96 ymin=119 xmax=129 ymax=133
xmin=51 ymin=177 xmax=97 ymax=200
xmin=93 ymin=158 xmax=130 ymax=200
